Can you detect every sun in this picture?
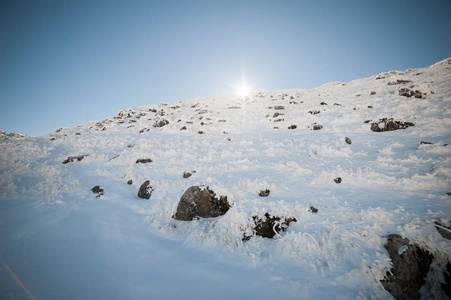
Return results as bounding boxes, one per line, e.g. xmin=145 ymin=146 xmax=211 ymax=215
xmin=236 ymin=79 xmax=252 ymax=100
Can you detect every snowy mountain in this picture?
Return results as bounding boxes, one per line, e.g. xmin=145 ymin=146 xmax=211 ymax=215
xmin=1 ymin=58 xmax=450 ymax=299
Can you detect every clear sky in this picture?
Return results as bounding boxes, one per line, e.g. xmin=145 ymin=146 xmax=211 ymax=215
xmin=1 ymin=0 xmax=450 ymax=136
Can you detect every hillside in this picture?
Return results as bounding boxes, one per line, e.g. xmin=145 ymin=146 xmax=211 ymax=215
xmin=1 ymin=58 xmax=451 ymax=299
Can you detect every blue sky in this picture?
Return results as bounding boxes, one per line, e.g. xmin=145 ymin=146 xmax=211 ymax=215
xmin=1 ymin=0 xmax=450 ymax=136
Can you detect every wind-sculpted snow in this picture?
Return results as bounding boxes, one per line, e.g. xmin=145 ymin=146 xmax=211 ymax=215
xmin=1 ymin=59 xmax=450 ymax=299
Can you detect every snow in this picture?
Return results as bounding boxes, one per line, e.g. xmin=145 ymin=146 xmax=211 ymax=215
xmin=1 ymin=59 xmax=451 ymax=299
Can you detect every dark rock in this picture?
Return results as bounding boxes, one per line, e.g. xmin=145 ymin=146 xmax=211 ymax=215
xmin=273 ymin=112 xmax=284 ymax=118
xmin=398 ymin=88 xmax=424 ymax=99
xmin=381 ymin=234 xmax=434 ymax=300
xmin=258 ymin=189 xmax=270 ymax=197
xmin=370 ymin=118 xmax=415 ymax=132
xmin=420 ymin=141 xmax=432 ymax=145
xmin=388 ymin=79 xmax=412 ymax=85
xmin=320 ymin=102 xmax=327 ymax=105
xmin=183 ymin=172 xmax=192 ymax=178
xmin=180 ymin=126 xmax=187 ymax=130
xmin=91 ymin=186 xmax=104 ymax=198
xmin=50 ymin=137 xmax=56 ymax=140
xmin=334 ymin=177 xmax=342 ymax=184
xmin=442 ymin=262 xmax=451 ymax=298
xmin=368 ymin=105 xmax=373 ymax=108
xmin=91 ymin=186 xmax=104 ymax=194
xmin=174 ymin=186 xmax=230 ymax=221
xmin=309 ymin=206 xmax=318 ymax=213
xmin=138 ymin=180 xmax=154 ymax=199
xmin=435 ymin=221 xmax=451 ymax=240
xmin=288 ymin=125 xmax=297 ymax=130
xmin=62 ymin=155 xmax=85 ymax=164
xmin=127 ymin=180 xmax=133 ymax=185
xmin=370 ymin=91 xmax=376 ymax=95
xmin=136 ymin=158 xmax=153 ymax=164
xmin=308 ymin=110 xmax=321 ymax=115
xmin=364 ymin=120 xmax=372 ymax=124
xmin=153 ymin=119 xmax=169 ymax=128
xmin=312 ymin=124 xmax=323 ymax=130
xmin=252 ymin=213 xmax=297 ymax=238
xmin=345 ymin=137 xmax=352 ymax=145
xmin=274 ymin=105 xmax=285 ymax=110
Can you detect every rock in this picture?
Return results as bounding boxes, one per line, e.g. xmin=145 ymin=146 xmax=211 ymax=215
xmin=334 ymin=177 xmax=342 ymax=184
xmin=153 ymin=119 xmax=169 ymax=128
xmin=420 ymin=141 xmax=432 ymax=145
xmin=127 ymin=180 xmax=133 ymax=185
xmin=198 ymin=131 xmax=205 ymax=134
xmin=288 ymin=125 xmax=297 ymax=129
xmin=180 ymin=126 xmax=187 ymax=130
xmin=442 ymin=262 xmax=451 ymax=298
xmin=370 ymin=91 xmax=376 ymax=95
xmin=387 ymin=79 xmax=412 ymax=85
xmin=136 ymin=158 xmax=153 ymax=164
xmin=398 ymin=88 xmax=424 ymax=99
xmin=370 ymin=118 xmax=415 ymax=132
xmin=274 ymin=105 xmax=285 ymax=110
xmin=252 ymin=213 xmax=297 ymax=238
xmin=381 ymin=234 xmax=434 ymax=300
xmin=91 ymin=186 xmax=104 ymax=198
xmin=345 ymin=137 xmax=352 ymax=145
xmin=62 ymin=155 xmax=85 ymax=164
xmin=320 ymin=102 xmax=327 ymax=105
xmin=174 ymin=186 xmax=230 ymax=221
xmin=308 ymin=110 xmax=321 ymax=115
xmin=138 ymin=180 xmax=154 ymax=199
xmin=309 ymin=206 xmax=318 ymax=213
xmin=258 ymin=189 xmax=270 ymax=197
xmin=273 ymin=112 xmax=284 ymax=118
xmin=312 ymin=124 xmax=323 ymax=130
xmin=183 ymin=172 xmax=192 ymax=178
xmin=435 ymin=221 xmax=451 ymax=240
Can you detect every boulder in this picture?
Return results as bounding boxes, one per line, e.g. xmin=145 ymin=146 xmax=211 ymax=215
xmin=174 ymin=186 xmax=230 ymax=221
xmin=381 ymin=234 xmax=434 ymax=299
xmin=345 ymin=137 xmax=352 ymax=145
xmin=309 ymin=206 xmax=318 ymax=213
xmin=435 ymin=221 xmax=451 ymax=240
xmin=138 ymin=180 xmax=154 ymax=199
xmin=334 ymin=177 xmax=342 ymax=184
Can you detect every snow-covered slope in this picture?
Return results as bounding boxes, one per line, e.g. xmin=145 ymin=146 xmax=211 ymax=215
xmin=1 ymin=58 xmax=450 ymax=299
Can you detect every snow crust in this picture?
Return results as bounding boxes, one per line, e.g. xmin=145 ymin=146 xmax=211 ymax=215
xmin=1 ymin=59 xmax=450 ymax=299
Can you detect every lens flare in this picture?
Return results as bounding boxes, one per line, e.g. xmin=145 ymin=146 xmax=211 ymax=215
xmin=2 ymin=259 xmax=37 ymax=300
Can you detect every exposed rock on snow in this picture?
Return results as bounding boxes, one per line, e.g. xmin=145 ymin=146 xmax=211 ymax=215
xmin=136 ymin=158 xmax=153 ymax=164
xmin=183 ymin=171 xmax=194 ymax=178
xmin=345 ymin=137 xmax=352 ymax=145
xmin=381 ymin=234 xmax=434 ymax=300
xmin=334 ymin=177 xmax=342 ymax=184
xmin=137 ymin=180 xmax=154 ymax=199
xmin=153 ymin=119 xmax=169 ymax=128
xmin=258 ymin=189 xmax=270 ymax=197
xmin=174 ymin=186 xmax=230 ymax=221
xmin=251 ymin=213 xmax=297 ymax=238
xmin=309 ymin=206 xmax=318 ymax=213
xmin=435 ymin=221 xmax=451 ymax=240
xmin=62 ymin=155 xmax=86 ymax=164
xmin=398 ymin=88 xmax=424 ymax=98
xmin=91 ymin=186 xmax=104 ymax=198
xmin=370 ymin=118 xmax=415 ymax=132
